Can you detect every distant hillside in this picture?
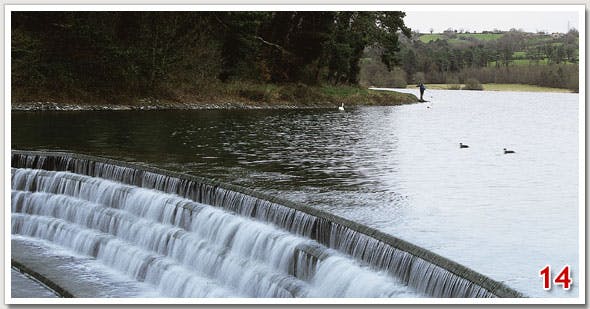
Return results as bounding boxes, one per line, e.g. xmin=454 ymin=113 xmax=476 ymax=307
xmin=416 ymin=30 xmax=578 ymax=66
xmin=360 ymin=28 xmax=579 ymax=91
xmin=419 ymin=32 xmax=504 ymax=44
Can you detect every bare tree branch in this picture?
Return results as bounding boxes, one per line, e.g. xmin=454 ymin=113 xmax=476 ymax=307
xmin=254 ymin=36 xmax=292 ymax=55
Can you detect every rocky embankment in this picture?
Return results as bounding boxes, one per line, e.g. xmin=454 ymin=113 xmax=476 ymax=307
xmin=11 ymin=101 xmax=324 ymax=111
xmin=12 ymin=88 xmax=419 ymax=111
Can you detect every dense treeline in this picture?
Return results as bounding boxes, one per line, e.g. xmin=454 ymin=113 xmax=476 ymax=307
xmin=361 ymin=28 xmax=579 ymax=91
xmin=12 ymin=11 xmax=410 ymax=103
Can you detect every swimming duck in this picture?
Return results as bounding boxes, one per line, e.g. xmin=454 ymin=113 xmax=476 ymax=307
xmin=504 ymin=148 xmax=515 ymax=154
xmin=459 ymin=143 xmax=469 ymax=148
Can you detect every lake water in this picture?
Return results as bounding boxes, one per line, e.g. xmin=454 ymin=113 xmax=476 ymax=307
xmin=11 ymin=89 xmax=580 ymax=297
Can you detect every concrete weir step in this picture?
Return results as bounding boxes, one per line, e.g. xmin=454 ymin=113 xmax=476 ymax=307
xmin=11 ymin=237 xmax=158 ymax=298
xmin=11 ymin=268 xmax=60 ymax=298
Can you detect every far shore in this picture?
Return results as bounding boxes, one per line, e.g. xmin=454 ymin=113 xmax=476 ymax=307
xmin=402 ymin=83 xmax=575 ymax=93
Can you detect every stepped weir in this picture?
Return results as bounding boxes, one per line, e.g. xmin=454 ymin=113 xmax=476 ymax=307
xmin=11 ymin=150 xmax=524 ymax=298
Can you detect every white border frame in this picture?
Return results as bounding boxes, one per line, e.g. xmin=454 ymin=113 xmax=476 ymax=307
xmin=3 ymin=4 xmax=586 ymax=305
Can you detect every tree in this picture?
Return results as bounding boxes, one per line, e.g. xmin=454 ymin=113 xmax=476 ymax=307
xmin=12 ymin=11 xmax=413 ymax=102
xmin=320 ymin=11 xmax=410 ymax=84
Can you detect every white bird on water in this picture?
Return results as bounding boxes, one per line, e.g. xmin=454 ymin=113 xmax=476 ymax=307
xmin=338 ymin=103 xmax=345 ymax=111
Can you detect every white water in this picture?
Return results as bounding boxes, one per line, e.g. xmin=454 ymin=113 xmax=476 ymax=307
xmin=12 ymin=234 xmax=162 ymax=298
xmin=309 ymin=256 xmax=416 ymax=298
xmin=11 ymin=167 xmax=419 ymax=298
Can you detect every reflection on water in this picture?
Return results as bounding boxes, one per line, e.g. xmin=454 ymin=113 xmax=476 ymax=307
xmin=12 ymin=89 xmax=579 ymax=297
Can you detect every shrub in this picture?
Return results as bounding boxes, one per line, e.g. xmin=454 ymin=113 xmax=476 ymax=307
xmin=359 ymin=62 xmax=407 ymax=88
xmin=446 ymin=76 xmax=461 ymax=90
xmin=463 ymin=78 xmax=483 ymax=90
xmin=391 ymin=68 xmax=408 ymax=88
xmin=238 ymin=89 xmax=266 ymax=101
xmin=233 ymin=82 xmax=278 ymax=102
xmin=277 ymin=83 xmax=322 ymax=104
xmin=293 ymin=83 xmax=314 ymax=101
xmin=413 ymin=72 xmax=426 ymax=84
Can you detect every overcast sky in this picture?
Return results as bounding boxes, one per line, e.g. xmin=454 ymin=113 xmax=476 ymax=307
xmin=403 ymin=11 xmax=580 ymax=34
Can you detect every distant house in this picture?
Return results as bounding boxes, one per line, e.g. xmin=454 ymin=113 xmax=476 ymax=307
xmin=551 ymin=32 xmax=565 ymax=39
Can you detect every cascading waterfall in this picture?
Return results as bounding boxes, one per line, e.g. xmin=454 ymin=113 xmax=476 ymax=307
xmin=11 ymin=168 xmax=414 ymax=298
xmin=11 ymin=151 xmax=524 ymax=298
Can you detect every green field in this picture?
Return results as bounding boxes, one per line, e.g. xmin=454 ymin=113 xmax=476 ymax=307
xmin=447 ymin=39 xmax=471 ymax=46
xmin=488 ymin=58 xmax=578 ymax=66
xmin=512 ymin=51 xmax=527 ymax=58
xmin=527 ymin=35 xmax=554 ymax=44
xmin=404 ymin=83 xmax=573 ymax=93
xmin=417 ymin=32 xmax=578 ymax=67
xmin=418 ymin=34 xmax=445 ymax=43
xmin=489 ymin=59 xmax=549 ymax=66
xmin=482 ymin=83 xmax=574 ymax=92
xmin=419 ymin=32 xmax=504 ymax=43
xmin=456 ymin=33 xmax=504 ymax=40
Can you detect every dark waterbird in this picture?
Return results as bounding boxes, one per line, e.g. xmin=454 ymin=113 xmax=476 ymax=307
xmin=459 ymin=143 xmax=469 ymax=148
xmin=504 ymin=148 xmax=515 ymax=154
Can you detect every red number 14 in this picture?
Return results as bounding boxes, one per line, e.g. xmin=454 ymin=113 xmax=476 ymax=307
xmin=540 ymin=265 xmax=572 ymax=290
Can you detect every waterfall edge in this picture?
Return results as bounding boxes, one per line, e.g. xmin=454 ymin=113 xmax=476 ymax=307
xmin=10 ymin=149 xmax=524 ymax=298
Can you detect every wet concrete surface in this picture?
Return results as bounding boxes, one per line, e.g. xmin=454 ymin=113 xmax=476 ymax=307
xmin=12 ymin=236 xmax=159 ymax=298
xmin=11 ymin=269 xmax=59 ymax=298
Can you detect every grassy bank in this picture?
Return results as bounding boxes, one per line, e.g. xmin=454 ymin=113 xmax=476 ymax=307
xmin=12 ymin=82 xmax=419 ymax=110
xmin=410 ymin=83 xmax=575 ymax=93
xmin=197 ymin=82 xmax=418 ymax=106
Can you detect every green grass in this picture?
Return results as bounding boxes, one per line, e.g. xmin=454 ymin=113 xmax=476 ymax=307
xmin=482 ymin=83 xmax=574 ymax=92
xmin=319 ymin=85 xmax=367 ymax=96
xmin=488 ymin=58 xmax=578 ymax=66
xmin=419 ymin=33 xmax=504 ymax=43
xmin=528 ymin=35 xmax=553 ymax=43
xmin=418 ymin=34 xmax=445 ymax=43
xmin=15 ymin=80 xmax=420 ymax=107
xmin=456 ymin=33 xmax=504 ymax=40
xmin=447 ymin=39 xmax=471 ymax=46
xmin=412 ymin=84 xmax=459 ymax=90
xmin=512 ymin=51 xmax=527 ymax=58
xmin=213 ymin=82 xmax=419 ymax=106
xmin=488 ymin=59 xmax=547 ymax=66
xmin=521 ymin=58 xmax=565 ymax=65
xmin=319 ymin=85 xmax=418 ymax=105
xmin=510 ymin=58 xmax=550 ymax=65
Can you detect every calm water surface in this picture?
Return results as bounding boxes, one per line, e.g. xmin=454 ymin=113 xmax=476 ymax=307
xmin=12 ymin=89 xmax=580 ymax=297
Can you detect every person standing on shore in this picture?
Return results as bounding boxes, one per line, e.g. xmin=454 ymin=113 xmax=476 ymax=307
xmin=417 ymin=82 xmax=426 ymax=101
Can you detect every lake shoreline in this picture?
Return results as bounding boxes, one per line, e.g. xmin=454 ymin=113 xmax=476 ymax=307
xmin=12 ymin=84 xmax=419 ymax=111
xmin=397 ymin=83 xmax=575 ymax=93
xmin=11 ymin=101 xmax=342 ymax=112
xmin=11 ymin=100 xmax=419 ymax=112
